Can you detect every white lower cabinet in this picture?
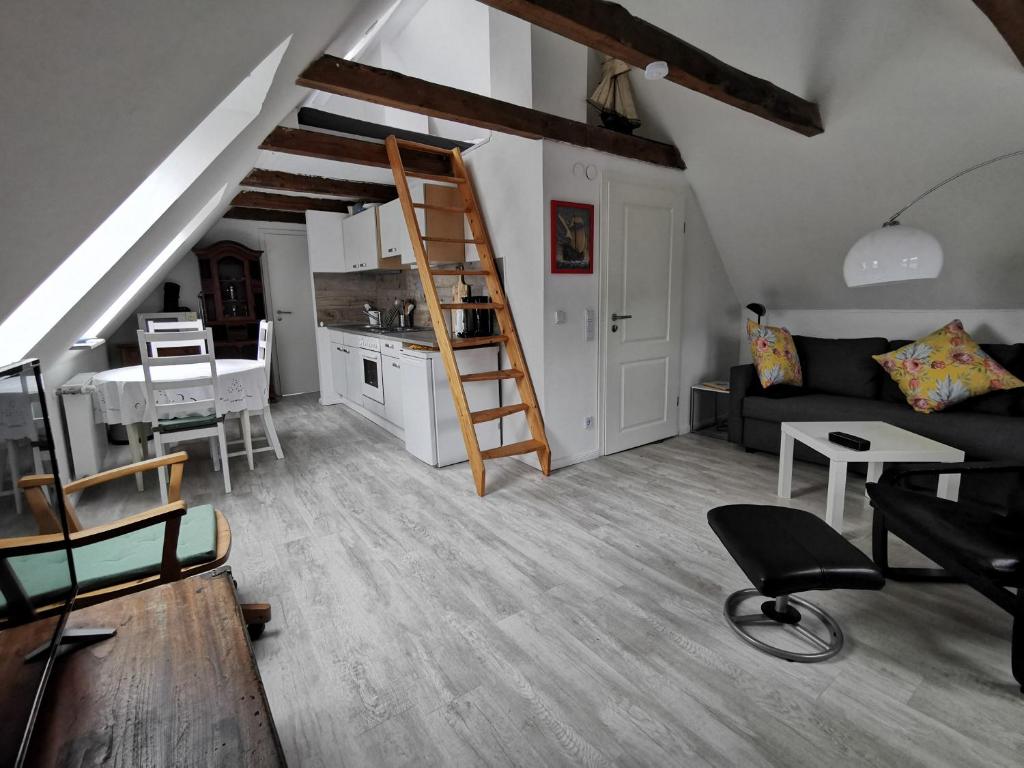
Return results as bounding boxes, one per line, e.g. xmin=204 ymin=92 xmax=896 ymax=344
xmin=383 ymin=356 xmax=404 ymax=428
xmin=330 ymin=342 xmax=350 ymax=400
xmin=345 ymin=344 xmax=362 ymax=404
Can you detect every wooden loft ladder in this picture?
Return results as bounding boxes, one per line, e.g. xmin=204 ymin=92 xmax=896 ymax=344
xmin=384 ymin=135 xmax=550 ymax=496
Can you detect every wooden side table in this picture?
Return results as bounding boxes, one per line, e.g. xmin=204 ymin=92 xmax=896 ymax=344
xmin=0 ymin=568 xmax=286 ymax=767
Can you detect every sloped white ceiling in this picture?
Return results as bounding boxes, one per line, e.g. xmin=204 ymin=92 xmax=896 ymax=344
xmin=617 ymin=0 xmax=1024 ymax=309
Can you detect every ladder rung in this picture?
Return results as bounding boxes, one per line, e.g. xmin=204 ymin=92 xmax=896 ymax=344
xmin=430 ymin=268 xmax=490 ymax=276
xmin=460 ymin=369 xmax=524 ymax=383
xmin=409 ymin=172 xmax=465 ymax=184
xmin=423 ymin=236 xmax=483 ymax=244
xmin=480 ymin=439 xmax=547 ymax=461
xmin=449 ymin=335 xmax=507 ymax=348
xmin=440 ymin=302 xmax=503 ymax=310
xmin=394 ymin=138 xmax=457 ymax=155
xmin=470 ymin=403 xmax=529 ymax=424
xmin=413 ymin=203 xmax=469 ymax=213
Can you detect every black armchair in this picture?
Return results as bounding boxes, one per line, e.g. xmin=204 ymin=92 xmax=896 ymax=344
xmin=867 ymin=461 xmax=1024 ymax=692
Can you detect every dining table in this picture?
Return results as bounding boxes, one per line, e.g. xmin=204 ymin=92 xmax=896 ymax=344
xmin=88 ymin=359 xmax=268 ymax=490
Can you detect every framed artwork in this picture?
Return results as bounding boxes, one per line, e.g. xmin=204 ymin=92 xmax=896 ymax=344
xmin=550 ymin=200 xmax=594 ymax=274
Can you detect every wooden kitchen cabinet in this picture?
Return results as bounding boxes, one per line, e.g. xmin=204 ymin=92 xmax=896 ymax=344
xmin=306 ymin=210 xmax=346 ymax=272
xmin=344 ymin=343 xmax=363 ymax=403
xmin=342 ymin=207 xmax=381 ymax=271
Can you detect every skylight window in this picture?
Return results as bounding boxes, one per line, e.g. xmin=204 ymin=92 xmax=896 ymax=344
xmin=82 ymin=185 xmax=227 ymax=340
xmin=0 ymin=37 xmax=291 ymax=366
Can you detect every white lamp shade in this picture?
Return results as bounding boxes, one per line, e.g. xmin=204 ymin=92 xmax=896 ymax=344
xmin=843 ymin=224 xmax=943 ymax=287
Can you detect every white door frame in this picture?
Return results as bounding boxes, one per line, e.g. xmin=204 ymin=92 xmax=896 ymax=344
xmin=597 ymin=174 xmax=686 ymax=456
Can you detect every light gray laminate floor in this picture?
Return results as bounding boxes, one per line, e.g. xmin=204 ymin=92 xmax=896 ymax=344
xmin=76 ymin=395 xmax=1022 ymax=767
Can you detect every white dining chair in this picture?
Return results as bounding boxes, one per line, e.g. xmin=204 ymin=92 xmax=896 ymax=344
xmin=145 ymin=317 xmax=206 ymax=357
xmin=227 ymin=320 xmax=284 ymax=469
xmin=137 ymin=328 xmax=230 ymax=502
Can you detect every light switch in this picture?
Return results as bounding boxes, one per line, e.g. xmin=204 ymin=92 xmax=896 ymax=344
xmin=584 ymin=308 xmax=595 ymax=341
xmin=553 ymin=310 xmax=566 ymax=325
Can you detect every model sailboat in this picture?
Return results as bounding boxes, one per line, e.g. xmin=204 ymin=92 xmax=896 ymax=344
xmin=588 ymin=55 xmax=641 ymax=134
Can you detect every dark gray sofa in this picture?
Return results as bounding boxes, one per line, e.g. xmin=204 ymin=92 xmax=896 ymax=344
xmin=728 ymin=335 xmax=1024 ymax=505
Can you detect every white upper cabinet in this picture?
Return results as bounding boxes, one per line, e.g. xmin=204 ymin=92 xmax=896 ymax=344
xmin=342 ymin=208 xmax=381 ymax=271
xmin=305 ymin=211 xmax=346 ymax=272
xmin=378 ymin=198 xmax=423 ymax=265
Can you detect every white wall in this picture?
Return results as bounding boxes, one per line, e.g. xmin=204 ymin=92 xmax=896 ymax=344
xmin=106 ymin=255 xmax=204 ymax=351
xmin=620 ymin=0 xmax=1024 ymax=310
xmin=530 ymin=26 xmax=589 ymax=121
xmin=757 ymin=309 xmax=1024 ymax=346
xmin=540 ymin=142 xmax=738 ymax=466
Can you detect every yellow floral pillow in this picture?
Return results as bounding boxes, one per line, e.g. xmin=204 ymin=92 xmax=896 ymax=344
xmin=747 ymin=320 xmax=803 ymax=388
xmin=872 ymin=319 xmax=1024 ymax=413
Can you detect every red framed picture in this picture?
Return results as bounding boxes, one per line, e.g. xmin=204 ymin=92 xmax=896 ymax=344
xmin=550 ymin=200 xmax=594 ymax=274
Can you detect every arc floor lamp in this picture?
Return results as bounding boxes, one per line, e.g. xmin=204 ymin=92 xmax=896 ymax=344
xmin=844 ymin=149 xmax=1024 ymax=287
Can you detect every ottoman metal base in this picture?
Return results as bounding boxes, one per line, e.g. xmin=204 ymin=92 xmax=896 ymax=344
xmin=724 ymin=589 xmax=843 ymax=663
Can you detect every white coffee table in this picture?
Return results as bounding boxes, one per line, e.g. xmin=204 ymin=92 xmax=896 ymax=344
xmin=777 ymin=421 xmax=965 ymax=533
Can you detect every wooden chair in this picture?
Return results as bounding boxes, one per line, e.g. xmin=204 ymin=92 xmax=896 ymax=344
xmin=138 ymin=328 xmax=230 ymax=502
xmin=227 ymin=320 xmax=284 ymax=470
xmin=1 ymin=451 xmax=270 ymax=635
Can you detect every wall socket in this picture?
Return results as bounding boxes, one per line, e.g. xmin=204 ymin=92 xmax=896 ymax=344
xmin=583 ymin=416 xmax=593 ymax=430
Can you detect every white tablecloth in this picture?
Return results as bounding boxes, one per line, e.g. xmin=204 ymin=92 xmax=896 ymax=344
xmin=89 ymin=359 xmax=267 ymax=426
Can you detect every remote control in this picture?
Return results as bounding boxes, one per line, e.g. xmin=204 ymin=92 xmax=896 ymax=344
xmin=828 ymin=431 xmax=871 ymax=451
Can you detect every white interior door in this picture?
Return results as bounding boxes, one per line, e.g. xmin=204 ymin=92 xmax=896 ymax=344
xmin=263 ymin=231 xmax=318 ymax=395
xmin=601 ymin=179 xmax=684 ymax=454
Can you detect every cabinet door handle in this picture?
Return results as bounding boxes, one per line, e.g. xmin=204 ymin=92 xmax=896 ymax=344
xmin=342 ymin=348 xmax=350 ymax=354
xmin=392 ymin=362 xmax=400 ymax=368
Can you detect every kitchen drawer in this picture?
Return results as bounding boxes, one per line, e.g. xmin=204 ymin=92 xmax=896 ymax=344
xmin=381 ymin=339 xmax=402 ymax=359
xmin=343 ymin=332 xmax=367 ymax=347
xmin=328 ymin=329 xmax=346 ymax=345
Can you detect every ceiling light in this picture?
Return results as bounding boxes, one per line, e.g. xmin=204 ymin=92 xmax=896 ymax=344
xmin=644 ymin=61 xmax=669 ymax=80
xmin=844 ymin=148 xmax=1023 ymax=287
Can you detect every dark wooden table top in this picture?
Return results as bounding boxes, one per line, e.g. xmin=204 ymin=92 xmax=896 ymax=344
xmin=0 ymin=568 xmax=286 ymax=767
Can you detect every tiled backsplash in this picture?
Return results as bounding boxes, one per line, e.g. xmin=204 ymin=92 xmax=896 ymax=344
xmin=314 ymin=269 xmax=489 ymax=329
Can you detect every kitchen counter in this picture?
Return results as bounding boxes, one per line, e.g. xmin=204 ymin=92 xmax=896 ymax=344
xmin=326 ymin=324 xmax=440 ymax=350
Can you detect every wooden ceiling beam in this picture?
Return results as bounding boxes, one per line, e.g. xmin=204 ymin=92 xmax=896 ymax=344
xmin=476 ymin=0 xmax=823 ymax=137
xmin=240 ymin=169 xmax=397 ymax=201
xmin=260 ymin=127 xmax=452 ymax=176
xmin=974 ymin=0 xmax=1024 ymax=66
xmin=231 ymin=190 xmax=350 ymax=214
xmin=223 ymin=207 xmax=307 ymax=225
xmin=297 ymin=55 xmax=685 ymax=169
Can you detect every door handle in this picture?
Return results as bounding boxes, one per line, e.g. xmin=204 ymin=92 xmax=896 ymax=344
xmin=276 ymin=310 xmax=293 ymax=315
xmin=611 ymin=313 xmax=632 ymax=321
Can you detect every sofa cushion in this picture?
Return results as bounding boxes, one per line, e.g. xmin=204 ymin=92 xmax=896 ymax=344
xmin=948 ymin=343 xmax=1024 ymax=417
xmin=872 ymin=320 xmax=1024 ymax=413
xmin=880 ymin=340 xmax=912 ymax=403
xmin=743 ymin=393 xmax=1024 ymax=462
xmin=747 ymin=320 xmax=803 ymax=388
xmin=793 ymin=336 xmax=888 ymax=399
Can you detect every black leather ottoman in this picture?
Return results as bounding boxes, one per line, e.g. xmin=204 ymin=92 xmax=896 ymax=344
xmin=708 ymin=505 xmax=885 ymax=662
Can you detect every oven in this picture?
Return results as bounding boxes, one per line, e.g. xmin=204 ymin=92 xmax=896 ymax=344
xmin=358 ymin=337 xmax=385 ymax=404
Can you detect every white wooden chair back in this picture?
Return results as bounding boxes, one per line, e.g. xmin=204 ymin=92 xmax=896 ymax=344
xmin=137 ymin=311 xmax=192 ymax=331
xmin=256 ymin=320 xmax=273 ymax=399
xmin=137 ymin=329 xmax=220 ymax=427
xmin=145 ymin=318 xmax=206 ymax=356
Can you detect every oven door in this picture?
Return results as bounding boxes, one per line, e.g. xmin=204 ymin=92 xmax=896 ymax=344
xmin=360 ymin=350 xmax=385 ymax=404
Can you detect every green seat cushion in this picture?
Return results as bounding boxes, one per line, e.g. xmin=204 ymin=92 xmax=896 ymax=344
xmin=158 ymin=414 xmax=218 ymax=433
xmin=0 ymin=505 xmax=218 ymax=614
